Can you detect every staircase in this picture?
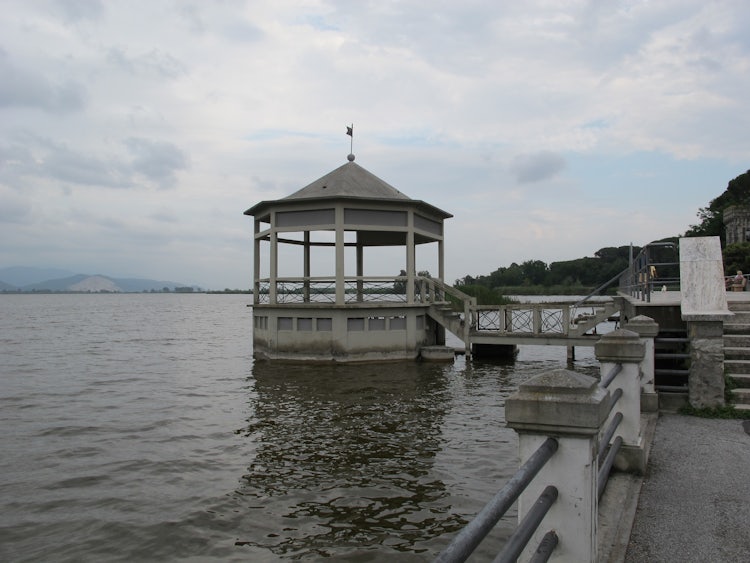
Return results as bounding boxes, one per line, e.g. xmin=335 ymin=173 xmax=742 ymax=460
xmin=724 ymin=301 xmax=750 ymax=411
xmin=567 ymin=301 xmax=618 ymax=337
xmin=654 ymin=330 xmax=690 ymax=395
xmin=428 ymin=302 xmax=466 ymax=338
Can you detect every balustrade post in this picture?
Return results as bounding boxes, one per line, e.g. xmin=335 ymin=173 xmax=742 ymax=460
xmin=595 ymin=329 xmax=646 ymax=473
xmin=624 ymin=315 xmax=659 ymax=412
xmin=506 ymin=369 xmax=609 ymax=563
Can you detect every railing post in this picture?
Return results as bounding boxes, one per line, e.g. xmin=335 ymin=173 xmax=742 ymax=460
xmin=623 ymin=315 xmax=659 ymax=412
xmin=464 ymin=299 xmax=472 ymax=359
xmin=595 ymin=329 xmax=646 ymax=473
xmin=506 ymin=369 xmax=609 ymax=563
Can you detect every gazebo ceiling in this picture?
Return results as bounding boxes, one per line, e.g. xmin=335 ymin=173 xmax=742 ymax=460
xmin=271 ymin=230 xmax=436 ymax=247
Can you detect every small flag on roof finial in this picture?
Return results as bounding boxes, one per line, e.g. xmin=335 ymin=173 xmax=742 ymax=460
xmin=346 ymin=124 xmax=355 ymax=161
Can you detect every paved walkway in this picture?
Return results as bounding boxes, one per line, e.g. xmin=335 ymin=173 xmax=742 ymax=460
xmin=624 ymin=414 xmax=750 ymax=562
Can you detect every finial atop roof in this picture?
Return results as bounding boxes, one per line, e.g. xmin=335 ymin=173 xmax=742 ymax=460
xmin=346 ymin=123 xmax=354 ymax=162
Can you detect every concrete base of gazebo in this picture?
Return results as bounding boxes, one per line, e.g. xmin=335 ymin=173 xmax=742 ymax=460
xmin=419 ymin=345 xmax=456 ymax=362
xmin=252 ymin=304 xmax=441 ymax=363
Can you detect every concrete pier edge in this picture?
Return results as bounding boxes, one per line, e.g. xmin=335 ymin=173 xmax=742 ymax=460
xmin=598 ymin=412 xmax=658 ymax=563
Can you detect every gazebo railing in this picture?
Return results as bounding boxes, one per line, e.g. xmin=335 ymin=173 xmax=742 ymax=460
xmin=255 ymin=276 xmax=420 ymax=305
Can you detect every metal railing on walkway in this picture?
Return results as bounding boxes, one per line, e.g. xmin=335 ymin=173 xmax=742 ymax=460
xmin=619 ymin=242 xmax=680 ymax=302
xmin=434 ymin=324 xmax=654 ymax=562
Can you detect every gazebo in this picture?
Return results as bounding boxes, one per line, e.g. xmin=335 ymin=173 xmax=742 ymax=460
xmin=244 ymin=155 xmax=454 ymax=362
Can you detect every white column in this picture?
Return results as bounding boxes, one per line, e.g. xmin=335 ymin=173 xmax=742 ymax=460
xmin=506 ymin=369 xmax=609 ymax=563
xmin=335 ymin=206 xmax=345 ymax=305
xmin=624 ymin=315 xmax=660 ymax=412
xmin=269 ymin=212 xmax=278 ymax=305
xmin=595 ymin=328 xmax=647 ymax=472
xmin=356 ymin=239 xmax=364 ymax=303
xmin=406 ymin=212 xmax=415 ymax=304
xmin=253 ymin=219 xmax=261 ymax=304
xmin=438 ymin=239 xmax=445 ymax=282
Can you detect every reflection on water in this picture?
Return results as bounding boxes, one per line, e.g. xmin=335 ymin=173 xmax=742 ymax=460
xmin=224 ymin=353 xmax=573 ymax=561
xmin=0 ymin=295 xmax=608 ymax=562
xmin=236 ymin=362 xmax=459 ymax=558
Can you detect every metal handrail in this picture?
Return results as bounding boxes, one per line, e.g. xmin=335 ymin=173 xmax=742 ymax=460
xmin=601 ymin=364 xmax=623 ymax=388
xmin=434 ymin=437 xmax=559 ymax=563
xmin=619 ymin=241 xmax=680 ymax=302
xmin=528 ymin=531 xmax=559 ymax=563
xmin=572 ymin=267 xmax=629 ymax=311
xmin=494 ymin=486 xmax=558 ymax=563
xmin=599 ymin=411 xmax=623 ymax=458
xmin=598 ymin=436 xmax=623 ymax=499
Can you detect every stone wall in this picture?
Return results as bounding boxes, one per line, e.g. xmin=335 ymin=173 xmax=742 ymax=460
xmin=724 ymin=205 xmax=750 ymax=246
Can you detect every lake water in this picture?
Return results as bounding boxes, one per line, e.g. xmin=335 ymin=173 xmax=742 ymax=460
xmin=0 ymin=294 xmax=604 ymax=562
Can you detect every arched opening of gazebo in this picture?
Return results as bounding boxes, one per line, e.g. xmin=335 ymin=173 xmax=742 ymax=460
xmin=244 ymin=157 xmax=455 ymax=362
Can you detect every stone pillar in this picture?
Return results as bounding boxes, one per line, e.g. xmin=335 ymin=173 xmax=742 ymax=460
xmin=624 ymin=315 xmax=659 ymax=412
xmin=506 ymin=369 xmax=609 ymax=563
xmin=687 ymin=320 xmax=725 ymax=408
xmin=595 ymin=329 xmax=645 ymax=473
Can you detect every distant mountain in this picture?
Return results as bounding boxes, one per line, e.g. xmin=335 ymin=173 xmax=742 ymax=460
xmin=22 ymin=274 xmax=89 ymax=291
xmin=0 ymin=268 xmax=193 ymax=293
xmin=112 ymin=277 xmax=188 ymax=292
xmin=0 ymin=266 xmax=77 ymax=287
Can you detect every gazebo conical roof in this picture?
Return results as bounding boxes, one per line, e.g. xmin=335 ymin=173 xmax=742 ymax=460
xmin=244 ymin=160 xmax=452 ymax=219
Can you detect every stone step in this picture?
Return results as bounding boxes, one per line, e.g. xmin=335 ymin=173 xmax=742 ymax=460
xmin=725 ymin=347 xmax=750 ymax=360
xmin=734 ymin=404 xmax=750 ymax=412
xmin=724 ymin=334 xmax=750 ymax=347
xmin=732 ymin=388 xmax=750 ymax=402
xmin=726 ymin=313 xmax=750 ymax=322
xmin=726 ymin=359 xmax=750 ymax=374
xmin=724 ymin=323 xmax=750 ymax=335
xmin=729 ymin=373 xmax=750 ymax=389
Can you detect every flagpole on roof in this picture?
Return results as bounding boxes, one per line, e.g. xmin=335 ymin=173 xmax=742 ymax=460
xmin=346 ymin=124 xmax=354 ymax=161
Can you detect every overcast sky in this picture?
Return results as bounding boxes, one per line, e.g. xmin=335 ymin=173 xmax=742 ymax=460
xmin=1 ymin=1 xmax=748 ymax=289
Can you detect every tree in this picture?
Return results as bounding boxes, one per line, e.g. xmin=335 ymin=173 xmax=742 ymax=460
xmin=723 ymin=242 xmax=750 ymax=276
xmin=685 ymin=170 xmax=750 ymax=244
xmin=521 ymin=260 xmax=548 ymax=285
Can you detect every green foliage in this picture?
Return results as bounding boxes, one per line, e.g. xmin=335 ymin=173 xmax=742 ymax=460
xmin=455 ymin=245 xmax=637 ymax=291
xmin=454 ymin=170 xmax=748 ymax=292
xmin=685 ymin=169 xmax=750 ymax=244
xmin=725 ymin=373 xmax=737 ymax=404
xmin=491 ymin=285 xmax=599 ymax=296
xmin=679 ymin=404 xmax=750 ymax=419
xmin=454 ymin=284 xmax=515 ymax=305
xmin=723 ymin=242 xmax=750 ymax=275
xmin=678 ymin=375 xmax=750 ymax=419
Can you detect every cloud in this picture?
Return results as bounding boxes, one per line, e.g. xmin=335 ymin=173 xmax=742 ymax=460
xmin=1 ymin=135 xmax=188 ymax=191
xmin=0 ymin=51 xmax=86 ymax=113
xmin=55 ymin=0 xmax=104 ymax=22
xmin=124 ymin=138 xmax=189 ymax=189
xmin=106 ymin=47 xmax=187 ymax=79
xmin=0 ymin=187 xmax=32 ymax=223
xmin=510 ymin=151 xmax=567 ymax=184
